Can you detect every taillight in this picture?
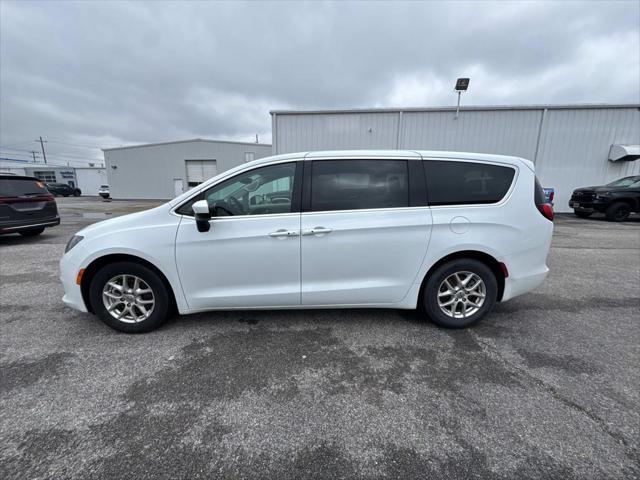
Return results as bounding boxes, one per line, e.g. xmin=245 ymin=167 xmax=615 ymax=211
xmin=537 ymin=203 xmax=554 ymax=221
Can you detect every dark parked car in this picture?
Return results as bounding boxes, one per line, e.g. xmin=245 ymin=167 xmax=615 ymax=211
xmin=569 ymin=175 xmax=640 ymax=221
xmin=46 ymin=182 xmax=81 ymax=197
xmin=0 ymin=175 xmax=60 ymax=236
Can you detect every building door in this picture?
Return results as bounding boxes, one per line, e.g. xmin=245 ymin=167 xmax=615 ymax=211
xmin=173 ymin=178 xmax=184 ymax=197
xmin=185 ymin=160 xmax=217 ymax=187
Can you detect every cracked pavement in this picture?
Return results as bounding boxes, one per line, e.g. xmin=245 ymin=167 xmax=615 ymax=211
xmin=1 ymin=198 xmax=639 ymax=479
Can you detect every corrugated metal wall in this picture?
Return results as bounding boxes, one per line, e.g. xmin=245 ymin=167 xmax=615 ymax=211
xmin=400 ymin=109 xmax=542 ymax=159
xmin=273 ymin=106 xmax=640 ymax=212
xmin=274 ymin=112 xmax=400 ymax=152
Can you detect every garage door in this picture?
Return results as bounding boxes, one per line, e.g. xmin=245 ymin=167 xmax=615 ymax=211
xmin=186 ymin=160 xmax=217 ymax=187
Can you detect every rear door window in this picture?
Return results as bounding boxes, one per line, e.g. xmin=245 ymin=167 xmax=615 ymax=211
xmin=423 ymin=160 xmax=515 ymax=205
xmin=0 ymin=177 xmax=49 ymax=197
xmin=310 ymin=160 xmax=408 ymax=212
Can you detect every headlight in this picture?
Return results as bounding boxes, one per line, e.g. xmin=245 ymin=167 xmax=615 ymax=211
xmin=595 ymin=192 xmax=611 ymax=199
xmin=65 ymin=235 xmax=84 ymax=253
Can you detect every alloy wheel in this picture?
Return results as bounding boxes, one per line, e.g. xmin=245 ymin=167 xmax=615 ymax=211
xmin=437 ymin=271 xmax=486 ymax=319
xmin=102 ymin=274 xmax=155 ymax=323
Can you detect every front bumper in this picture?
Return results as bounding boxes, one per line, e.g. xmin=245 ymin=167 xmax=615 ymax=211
xmin=568 ymin=198 xmax=609 ymax=212
xmin=59 ymin=254 xmax=89 ymax=313
xmin=0 ymin=216 xmax=60 ymax=234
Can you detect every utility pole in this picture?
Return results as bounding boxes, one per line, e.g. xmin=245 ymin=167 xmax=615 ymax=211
xmin=255 ymin=134 xmax=259 ymax=143
xmin=30 ymin=150 xmax=39 ymax=163
xmin=37 ymin=136 xmax=47 ymax=164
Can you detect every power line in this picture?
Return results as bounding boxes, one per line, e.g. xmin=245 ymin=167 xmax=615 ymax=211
xmin=0 ymin=140 xmax=35 ymax=149
xmin=0 ymin=146 xmax=35 ymax=153
xmin=0 ymin=150 xmax=100 ymax=167
xmin=0 ymin=151 xmax=32 ymax=157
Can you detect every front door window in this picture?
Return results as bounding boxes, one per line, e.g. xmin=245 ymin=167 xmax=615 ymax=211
xmin=178 ymin=162 xmax=296 ymax=216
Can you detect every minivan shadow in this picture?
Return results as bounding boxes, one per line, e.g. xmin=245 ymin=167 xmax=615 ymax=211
xmin=164 ymin=307 xmax=430 ymax=330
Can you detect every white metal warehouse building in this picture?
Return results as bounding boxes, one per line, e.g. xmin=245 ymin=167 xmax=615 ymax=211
xmin=0 ymin=160 xmax=107 ymax=195
xmin=271 ymin=104 xmax=640 ymax=212
xmin=103 ymin=139 xmax=272 ymax=199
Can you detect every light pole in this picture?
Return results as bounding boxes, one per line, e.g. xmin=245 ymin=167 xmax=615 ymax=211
xmin=454 ymin=78 xmax=470 ymax=120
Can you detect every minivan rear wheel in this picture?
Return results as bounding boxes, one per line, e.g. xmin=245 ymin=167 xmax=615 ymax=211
xmin=423 ymin=259 xmax=497 ymax=328
xmin=89 ymin=262 xmax=170 ymax=333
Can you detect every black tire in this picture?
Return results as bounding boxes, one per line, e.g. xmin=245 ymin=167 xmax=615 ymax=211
xmin=605 ymin=202 xmax=631 ymax=222
xmin=63 ymin=194 xmax=69 ymax=197
xmin=19 ymin=227 xmax=45 ymax=237
xmin=89 ymin=261 xmax=170 ymax=333
xmin=574 ymin=210 xmax=592 ymax=218
xmin=73 ymin=189 xmax=81 ymax=197
xmin=422 ymin=259 xmax=497 ymax=328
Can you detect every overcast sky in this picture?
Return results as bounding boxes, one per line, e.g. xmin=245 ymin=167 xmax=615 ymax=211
xmin=1 ymin=0 xmax=638 ymax=166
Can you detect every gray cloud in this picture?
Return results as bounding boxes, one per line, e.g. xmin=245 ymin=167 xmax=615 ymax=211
xmin=1 ymin=0 xmax=638 ymax=165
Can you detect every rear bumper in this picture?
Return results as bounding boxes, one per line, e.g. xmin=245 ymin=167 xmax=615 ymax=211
xmin=501 ymin=266 xmax=548 ymax=301
xmin=0 ymin=216 xmax=60 ymax=233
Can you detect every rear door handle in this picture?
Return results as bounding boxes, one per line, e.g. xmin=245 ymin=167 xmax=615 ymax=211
xmin=269 ymin=229 xmax=299 ymax=238
xmin=302 ymin=226 xmax=333 ymax=236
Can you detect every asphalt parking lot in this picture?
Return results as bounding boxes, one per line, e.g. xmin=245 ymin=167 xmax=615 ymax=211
xmin=1 ymin=197 xmax=639 ymax=479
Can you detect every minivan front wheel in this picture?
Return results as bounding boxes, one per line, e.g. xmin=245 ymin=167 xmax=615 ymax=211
xmin=89 ymin=262 xmax=170 ymax=333
xmin=423 ymin=259 xmax=497 ymax=328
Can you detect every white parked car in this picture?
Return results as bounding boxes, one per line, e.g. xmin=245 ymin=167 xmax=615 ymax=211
xmin=98 ymin=185 xmax=110 ymax=199
xmin=60 ymin=150 xmax=553 ymax=333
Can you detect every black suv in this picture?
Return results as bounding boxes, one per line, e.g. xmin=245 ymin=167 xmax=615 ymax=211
xmin=46 ymin=183 xmax=81 ymax=197
xmin=569 ymin=175 xmax=640 ymax=221
xmin=0 ymin=175 xmax=60 ymax=236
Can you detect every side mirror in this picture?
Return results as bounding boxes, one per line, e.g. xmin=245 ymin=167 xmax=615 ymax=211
xmin=192 ymin=200 xmax=211 ymax=232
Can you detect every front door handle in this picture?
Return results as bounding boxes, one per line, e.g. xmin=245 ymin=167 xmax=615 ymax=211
xmin=301 ymin=226 xmax=333 ymax=236
xmin=269 ymin=229 xmax=299 ymax=238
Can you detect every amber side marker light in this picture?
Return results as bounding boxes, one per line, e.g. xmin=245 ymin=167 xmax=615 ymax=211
xmin=76 ymin=268 xmax=86 ymax=285
xmin=498 ymin=262 xmax=509 ymax=278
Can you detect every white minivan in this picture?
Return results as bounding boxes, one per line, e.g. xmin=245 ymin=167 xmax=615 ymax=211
xmin=60 ymin=151 xmax=553 ymax=332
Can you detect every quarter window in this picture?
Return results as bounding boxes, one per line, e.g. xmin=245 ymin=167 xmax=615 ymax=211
xmin=311 ymin=160 xmax=408 ymax=212
xmin=424 ymin=161 xmax=515 ymax=205
xmin=177 ymin=162 xmax=296 ymax=216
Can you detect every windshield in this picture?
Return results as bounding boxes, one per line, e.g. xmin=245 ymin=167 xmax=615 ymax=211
xmin=606 ymin=176 xmax=640 ymax=188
